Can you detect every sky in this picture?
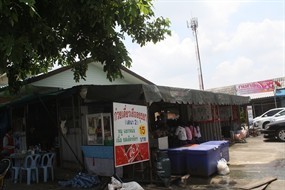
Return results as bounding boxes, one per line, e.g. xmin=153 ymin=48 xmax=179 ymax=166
xmin=125 ymin=0 xmax=285 ymax=90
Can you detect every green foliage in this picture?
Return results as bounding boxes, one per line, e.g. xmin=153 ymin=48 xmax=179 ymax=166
xmin=240 ymin=107 xmax=246 ymax=123
xmin=0 ymin=0 xmax=171 ymax=94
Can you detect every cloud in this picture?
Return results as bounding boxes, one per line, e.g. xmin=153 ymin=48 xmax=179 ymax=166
xmin=129 ymin=32 xmax=201 ymax=88
xmin=203 ymin=1 xmax=240 ymax=26
xmin=210 ymin=57 xmax=254 ymax=86
xmin=215 ymin=19 xmax=284 ymax=52
xmin=127 ymin=1 xmax=284 ymax=90
xmin=209 ymin=19 xmax=284 ymax=86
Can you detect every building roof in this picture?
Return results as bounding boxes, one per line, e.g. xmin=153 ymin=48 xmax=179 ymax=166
xmin=24 ymin=58 xmax=154 ymax=86
xmin=0 ymin=58 xmax=154 ymax=89
xmin=84 ymin=84 xmax=250 ymax=105
xmin=207 ymin=77 xmax=285 ymax=100
xmin=248 ymin=91 xmax=274 ymax=99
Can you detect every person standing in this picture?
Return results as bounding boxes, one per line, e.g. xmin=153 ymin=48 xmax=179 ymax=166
xmin=1 ymin=129 xmax=15 ymax=157
xmin=175 ymin=121 xmax=187 ymax=146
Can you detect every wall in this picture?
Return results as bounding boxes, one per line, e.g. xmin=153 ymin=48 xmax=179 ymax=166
xmin=31 ymin=62 xmax=150 ymax=89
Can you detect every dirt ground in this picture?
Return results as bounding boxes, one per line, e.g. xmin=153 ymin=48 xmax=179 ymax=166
xmin=4 ymin=135 xmax=285 ymax=190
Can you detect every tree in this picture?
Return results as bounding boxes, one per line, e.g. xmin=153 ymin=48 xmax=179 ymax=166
xmin=0 ymin=0 xmax=171 ymax=93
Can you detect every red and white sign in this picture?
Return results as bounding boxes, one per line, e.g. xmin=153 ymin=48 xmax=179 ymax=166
xmin=113 ymin=102 xmax=149 ymax=167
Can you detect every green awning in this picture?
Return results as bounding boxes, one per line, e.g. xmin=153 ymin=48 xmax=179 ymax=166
xmin=85 ymin=84 xmax=250 ymax=105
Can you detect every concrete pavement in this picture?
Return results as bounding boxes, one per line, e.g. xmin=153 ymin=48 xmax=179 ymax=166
xmin=4 ymin=135 xmax=285 ymax=190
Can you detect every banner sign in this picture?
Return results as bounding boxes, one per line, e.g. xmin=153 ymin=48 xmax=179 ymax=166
xmin=247 ymin=105 xmax=253 ymax=125
xmin=276 ymin=89 xmax=285 ymax=97
xmin=236 ymin=80 xmax=274 ymax=95
xmin=113 ymin=102 xmax=149 ymax=167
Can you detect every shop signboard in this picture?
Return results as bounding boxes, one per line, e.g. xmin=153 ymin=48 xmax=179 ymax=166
xmin=113 ymin=102 xmax=149 ymax=167
xmin=236 ymin=80 xmax=274 ymax=95
xmin=247 ymin=105 xmax=253 ymax=125
xmin=275 ymin=88 xmax=285 ymax=96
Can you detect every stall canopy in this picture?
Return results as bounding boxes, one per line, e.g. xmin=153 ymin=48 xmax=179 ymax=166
xmin=85 ymin=84 xmax=250 ymax=105
xmin=0 ymin=85 xmax=63 ymax=108
xmin=0 ymin=84 xmax=250 ymax=107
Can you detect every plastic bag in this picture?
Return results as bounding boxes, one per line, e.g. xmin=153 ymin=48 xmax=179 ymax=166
xmin=121 ymin=182 xmax=144 ymax=190
xmin=108 ymin=177 xmax=122 ymax=189
xmin=108 ymin=176 xmax=144 ymax=190
xmin=217 ymin=158 xmax=230 ymax=175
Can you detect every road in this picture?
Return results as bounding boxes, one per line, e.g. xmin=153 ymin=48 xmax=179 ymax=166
xmin=164 ymin=135 xmax=285 ymax=190
xmin=144 ymin=135 xmax=285 ymax=190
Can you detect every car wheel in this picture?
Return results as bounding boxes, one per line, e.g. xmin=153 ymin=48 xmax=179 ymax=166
xmin=276 ymin=128 xmax=285 ymax=142
xmin=262 ymin=122 xmax=269 ymax=129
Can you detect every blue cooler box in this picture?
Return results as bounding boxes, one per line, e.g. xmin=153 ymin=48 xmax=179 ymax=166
xmin=201 ymin=140 xmax=229 ymax=162
xmin=167 ymin=147 xmax=188 ymax=175
xmin=186 ymin=145 xmax=219 ymax=177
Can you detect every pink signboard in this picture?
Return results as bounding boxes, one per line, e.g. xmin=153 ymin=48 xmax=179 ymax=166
xmin=236 ymin=80 xmax=274 ymax=95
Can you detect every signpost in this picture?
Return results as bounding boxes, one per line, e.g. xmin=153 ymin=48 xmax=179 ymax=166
xmin=113 ymin=102 xmax=150 ymax=167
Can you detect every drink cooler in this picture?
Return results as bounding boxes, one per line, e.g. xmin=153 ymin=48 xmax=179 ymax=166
xmin=167 ymin=147 xmax=188 ymax=175
xmin=186 ymin=145 xmax=220 ymax=177
xmin=200 ymin=140 xmax=230 ymax=162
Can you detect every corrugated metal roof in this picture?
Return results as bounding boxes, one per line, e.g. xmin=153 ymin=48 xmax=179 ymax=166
xmin=248 ymin=91 xmax=274 ymax=99
xmin=85 ymin=84 xmax=250 ymax=105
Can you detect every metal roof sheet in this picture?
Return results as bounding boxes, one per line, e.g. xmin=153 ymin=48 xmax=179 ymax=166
xmin=248 ymin=91 xmax=274 ymax=99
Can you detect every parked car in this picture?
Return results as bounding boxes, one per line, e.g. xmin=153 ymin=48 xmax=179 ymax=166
xmin=261 ymin=120 xmax=285 ymax=142
xmin=270 ymin=110 xmax=285 ymax=123
xmin=253 ymin=107 xmax=285 ymax=129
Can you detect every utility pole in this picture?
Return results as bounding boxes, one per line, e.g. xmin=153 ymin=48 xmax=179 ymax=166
xmin=187 ymin=17 xmax=204 ymax=90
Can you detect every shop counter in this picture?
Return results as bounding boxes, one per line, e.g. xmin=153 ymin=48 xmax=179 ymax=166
xmin=81 ymin=146 xmax=122 ymax=177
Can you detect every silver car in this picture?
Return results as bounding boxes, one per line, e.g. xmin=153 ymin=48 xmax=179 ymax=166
xmin=253 ymin=108 xmax=285 ymax=129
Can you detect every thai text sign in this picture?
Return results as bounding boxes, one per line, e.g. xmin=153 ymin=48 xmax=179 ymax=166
xmin=113 ymin=102 xmax=149 ymax=167
xmin=236 ymin=80 xmax=274 ymax=95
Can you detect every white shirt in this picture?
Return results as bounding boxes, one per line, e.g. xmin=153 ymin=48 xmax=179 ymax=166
xmin=175 ymin=126 xmax=187 ymax=141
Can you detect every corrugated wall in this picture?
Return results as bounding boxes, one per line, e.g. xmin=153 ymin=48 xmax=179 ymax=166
xmin=199 ymin=121 xmax=222 ymax=142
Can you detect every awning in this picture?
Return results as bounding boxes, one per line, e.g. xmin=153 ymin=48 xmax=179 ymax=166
xmin=85 ymin=84 xmax=250 ymax=105
xmin=0 ymin=85 xmax=63 ymax=108
xmin=248 ymin=91 xmax=274 ymax=99
xmin=1 ymin=84 xmax=250 ymax=108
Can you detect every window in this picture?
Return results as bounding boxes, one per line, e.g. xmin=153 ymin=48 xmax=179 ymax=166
xmin=86 ymin=113 xmax=112 ymax=145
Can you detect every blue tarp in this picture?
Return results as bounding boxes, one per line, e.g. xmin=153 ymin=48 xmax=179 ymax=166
xmin=58 ymin=172 xmax=100 ymax=188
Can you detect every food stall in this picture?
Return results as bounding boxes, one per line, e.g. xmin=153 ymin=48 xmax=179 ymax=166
xmin=81 ymin=102 xmax=150 ymax=177
xmin=78 ymin=84 xmax=249 ymax=179
xmin=0 ymin=84 xmax=249 ymax=182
